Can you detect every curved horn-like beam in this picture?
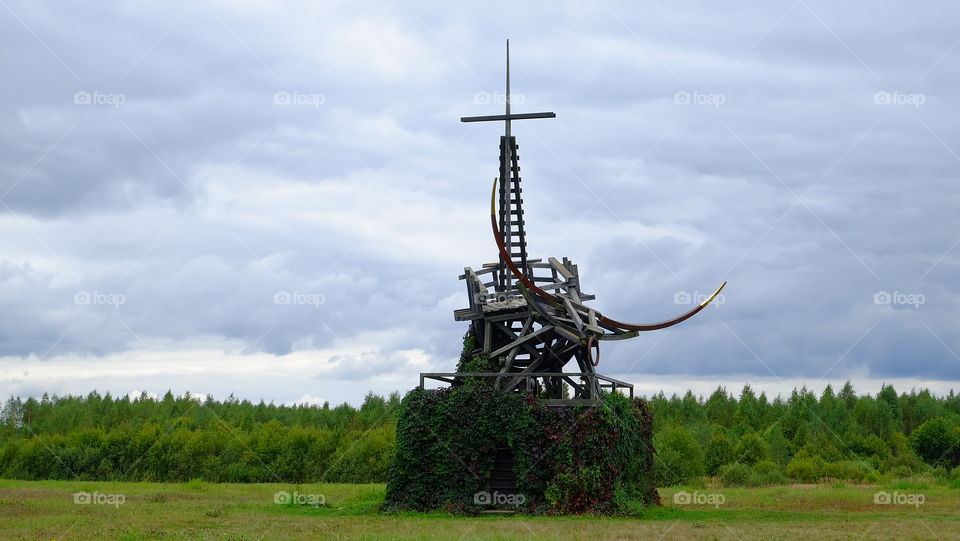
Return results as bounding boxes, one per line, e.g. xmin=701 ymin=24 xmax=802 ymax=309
xmin=490 ymin=178 xmax=562 ymax=305
xmin=596 ymin=281 xmax=726 ymax=332
xmin=489 ymin=178 xmax=726 ymax=332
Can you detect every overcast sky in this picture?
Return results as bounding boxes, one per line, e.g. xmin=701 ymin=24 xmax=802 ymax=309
xmin=1 ymin=0 xmax=958 ymax=406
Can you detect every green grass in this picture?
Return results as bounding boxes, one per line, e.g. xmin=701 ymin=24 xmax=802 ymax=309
xmin=0 ymin=479 xmax=957 ymax=540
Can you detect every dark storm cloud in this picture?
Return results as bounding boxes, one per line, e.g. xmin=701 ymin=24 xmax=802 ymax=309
xmin=1 ymin=0 xmax=959 ymax=404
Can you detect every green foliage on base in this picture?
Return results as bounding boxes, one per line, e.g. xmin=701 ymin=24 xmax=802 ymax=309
xmin=382 ymin=384 xmax=658 ymax=515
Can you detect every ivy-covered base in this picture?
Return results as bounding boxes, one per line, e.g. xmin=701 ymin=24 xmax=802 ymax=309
xmin=382 ymin=383 xmax=659 ymax=515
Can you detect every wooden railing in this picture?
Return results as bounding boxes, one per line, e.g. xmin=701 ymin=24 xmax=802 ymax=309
xmin=419 ymin=372 xmax=634 ymax=399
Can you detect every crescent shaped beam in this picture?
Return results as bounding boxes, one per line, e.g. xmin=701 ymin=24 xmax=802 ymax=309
xmin=596 ymin=281 xmax=726 ymax=332
xmin=489 ymin=178 xmax=726 ymax=333
xmin=490 ymin=178 xmax=562 ymax=305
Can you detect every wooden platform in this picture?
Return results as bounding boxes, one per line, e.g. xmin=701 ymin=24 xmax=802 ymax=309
xmin=454 ymin=297 xmax=527 ymax=321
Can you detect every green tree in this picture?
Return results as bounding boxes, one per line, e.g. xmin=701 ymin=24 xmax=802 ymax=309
xmin=705 ymin=387 xmax=735 ymax=428
xmin=765 ymin=424 xmax=791 ymax=465
xmin=878 ymin=384 xmax=902 ymax=428
xmin=705 ymin=433 xmax=735 ymax=475
xmin=734 ymin=384 xmax=761 ymax=430
xmin=733 ymin=432 xmax=768 ymax=465
xmin=654 ymin=426 xmax=704 ymax=486
xmin=909 ymin=417 xmax=959 ymax=466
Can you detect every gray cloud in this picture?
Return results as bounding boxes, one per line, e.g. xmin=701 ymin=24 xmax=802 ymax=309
xmin=1 ymin=0 xmax=959 ymax=404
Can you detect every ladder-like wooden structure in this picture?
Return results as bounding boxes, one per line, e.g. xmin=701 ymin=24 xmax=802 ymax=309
xmin=498 ymin=135 xmax=527 ymax=291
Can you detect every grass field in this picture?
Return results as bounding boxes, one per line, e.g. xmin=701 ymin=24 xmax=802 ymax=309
xmin=0 ymin=479 xmax=955 ymax=540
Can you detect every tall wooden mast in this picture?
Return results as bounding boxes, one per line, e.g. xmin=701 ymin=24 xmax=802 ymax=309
xmin=462 ymin=39 xmax=555 ymax=294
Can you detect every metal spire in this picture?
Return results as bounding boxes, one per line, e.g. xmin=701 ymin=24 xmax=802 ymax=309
xmin=460 ymin=39 xmax=555 ymax=126
xmin=459 ymin=40 xmax=557 ymax=291
xmin=505 ymin=39 xmax=511 ymax=140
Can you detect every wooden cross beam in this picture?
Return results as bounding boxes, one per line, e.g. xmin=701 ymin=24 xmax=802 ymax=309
xmin=460 ymin=39 xmax=554 ymax=292
xmin=460 ymin=112 xmax=555 ymax=123
xmin=460 ymin=40 xmax=554 ymax=136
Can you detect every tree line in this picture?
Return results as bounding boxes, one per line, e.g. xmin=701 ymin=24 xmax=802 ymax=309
xmin=650 ymin=383 xmax=960 ymax=486
xmin=0 ymin=391 xmax=399 ymax=483
xmin=1 ymin=382 xmax=959 ymax=486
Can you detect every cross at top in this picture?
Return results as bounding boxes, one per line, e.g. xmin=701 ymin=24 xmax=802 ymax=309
xmin=460 ymin=39 xmax=556 ymax=137
xmin=460 ymin=40 xmax=555 ymax=292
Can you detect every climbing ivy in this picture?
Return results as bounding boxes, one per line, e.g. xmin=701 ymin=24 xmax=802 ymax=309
xmin=383 ymin=380 xmax=658 ymax=515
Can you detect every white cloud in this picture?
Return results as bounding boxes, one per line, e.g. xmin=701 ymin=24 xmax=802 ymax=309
xmin=1 ymin=0 xmax=959 ymax=404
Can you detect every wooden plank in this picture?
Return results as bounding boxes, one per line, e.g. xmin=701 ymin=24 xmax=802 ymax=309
xmin=518 ymin=288 xmax=582 ymax=342
xmin=504 ymin=367 xmax=538 ymax=393
xmin=496 ymin=319 xmax=534 ymax=391
xmin=566 ymin=284 xmax=583 ymax=304
xmin=535 ymin=281 xmax=570 ymax=291
xmin=491 ymin=321 xmax=542 ymax=358
xmin=485 ymin=310 xmax=530 ymax=323
xmin=460 ymin=111 xmax=556 ymax=122
xmin=561 ymin=375 xmax=585 ymax=394
xmin=502 ymin=317 xmax=534 ymax=373
xmin=563 ymin=298 xmax=584 ymax=331
xmin=597 ymin=330 xmax=638 ymax=341
xmin=548 ymin=257 xmax=574 ymax=280
xmin=559 ymin=294 xmax=594 ymax=315
xmin=453 ymin=308 xmax=480 ymax=322
xmin=490 ymin=324 xmax=553 ymax=358
xmin=483 ymin=320 xmax=491 ymax=352
xmin=539 ymin=398 xmax=600 ymax=408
